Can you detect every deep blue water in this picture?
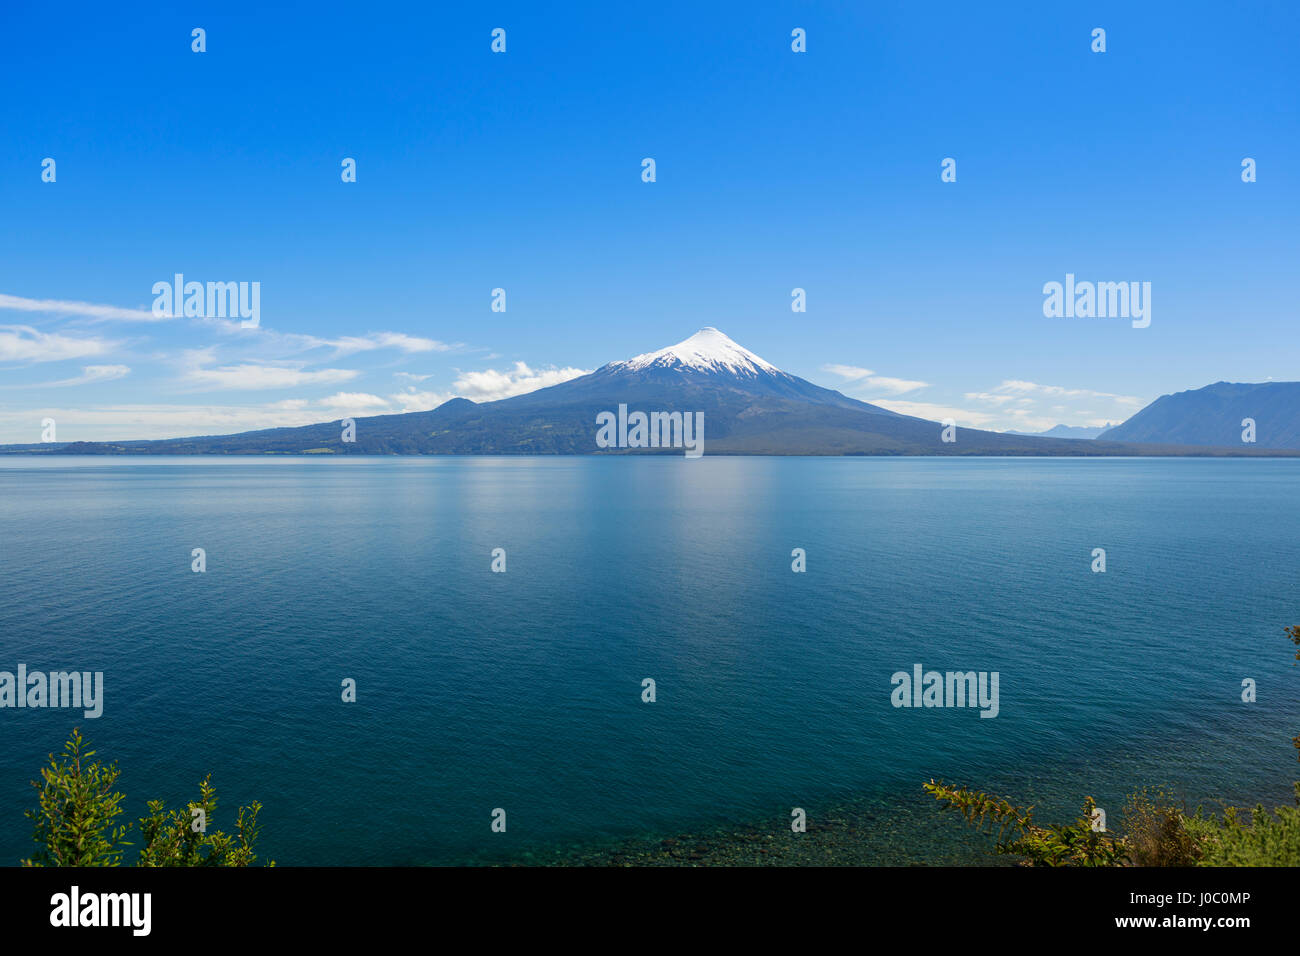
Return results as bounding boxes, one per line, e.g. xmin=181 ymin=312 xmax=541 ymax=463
xmin=1 ymin=456 xmax=1297 ymax=865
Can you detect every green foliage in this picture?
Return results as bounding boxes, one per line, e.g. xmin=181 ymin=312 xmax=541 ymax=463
xmin=21 ymin=729 xmax=130 ymax=867
xmin=925 ymin=624 xmax=1300 ymax=867
xmin=137 ymin=774 xmax=268 ymax=867
xmin=22 ymin=729 xmax=271 ymax=867
xmin=924 ymin=781 xmax=1127 ymax=866
xmin=929 ymin=784 xmax=1300 ymax=868
xmin=1183 ymin=803 xmax=1300 ymax=866
xmin=1120 ymin=788 xmax=1203 ymax=866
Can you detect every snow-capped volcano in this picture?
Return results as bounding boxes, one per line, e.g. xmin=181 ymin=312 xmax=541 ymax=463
xmin=532 ymin=326 xmax=897 ymax=413
xmin=609 ymin=327 xmax=781 ymax=378
xmin=24 ymin=326 xmax=1256 ymax=456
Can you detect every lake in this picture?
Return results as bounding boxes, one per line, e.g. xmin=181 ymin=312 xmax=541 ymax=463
xmin=1 ymin=456 xmax=1297 ymax=865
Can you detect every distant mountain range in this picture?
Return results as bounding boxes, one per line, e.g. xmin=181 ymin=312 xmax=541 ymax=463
xmin=1098 ymin=382 xmax=1300 ymax=449
xmin=4 ymin=330 xmax=1297 ymax=456
xmin=1007 ymin=424 xmax=1113 ymax=440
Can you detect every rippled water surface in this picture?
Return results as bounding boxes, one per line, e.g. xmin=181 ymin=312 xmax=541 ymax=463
xmin=1 ymin=456 xmax=1296 ymax=864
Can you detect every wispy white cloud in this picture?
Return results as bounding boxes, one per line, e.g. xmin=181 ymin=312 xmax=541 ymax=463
xmin=49 ymin=365 xmax=131 ymax=386
xmin=0 ymin=293 xmax=163 ymax=323
xmin=194 ymin=322 xmax=458 ymax=357
xmin=984 ymin=379 xmax=1142 ymax=405
xmin=964 ymin=379 xmax=1142 ymax=432
xmin=0 ymin=365 xmax=132 ymax=389
xmin=823 ymin=363 xmax=930 ymax=396
xmin=186 ymin=363 xmax=360 ymax=390
xmin=324 ymin=332 xmax=455 ymax=357
xmin=388 ymin=389 xmax=455 ymax=413
xmin=318 ymin=392 xmax=389 ymax=410
xmin=0 ymin=325 xmax=118 ymax=363
xmin=824 ymin=364 xmax=874 ymax=379
xmin=3 ymin=291 xmax=461 ymax=366
xmin=871 ymin=399 xmax=998 ymax=427
xmin=862 ymin=375 xmax=931 ymax=395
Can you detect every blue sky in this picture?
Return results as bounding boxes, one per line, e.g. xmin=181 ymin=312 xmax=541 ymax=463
xmin=1 ymin=1 xmax=1296 ymax=442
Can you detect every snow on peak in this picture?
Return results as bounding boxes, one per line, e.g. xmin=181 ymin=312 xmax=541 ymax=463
xmin=613 ymin=328 xmax=781 ymax=377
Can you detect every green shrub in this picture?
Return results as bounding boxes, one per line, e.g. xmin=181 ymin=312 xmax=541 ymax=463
xmin=1119 ymin=788 xmax=1203 ymax=866
xmin=1189 ymin=800 xmax=1300 ymax=867
xmin=925 ymin=624 xmax=1300 ymax=867
xmin=22 ymin=729 xmax=130 ymax=867
xmin=923 ymin=782 xmax=1126 ymax=866
xmin=22 ymin=728 xmax=271 ymax=867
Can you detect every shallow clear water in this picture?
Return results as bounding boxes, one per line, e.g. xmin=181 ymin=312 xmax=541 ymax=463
xmin=1 ymin=456 xmax=1296 ymax=865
